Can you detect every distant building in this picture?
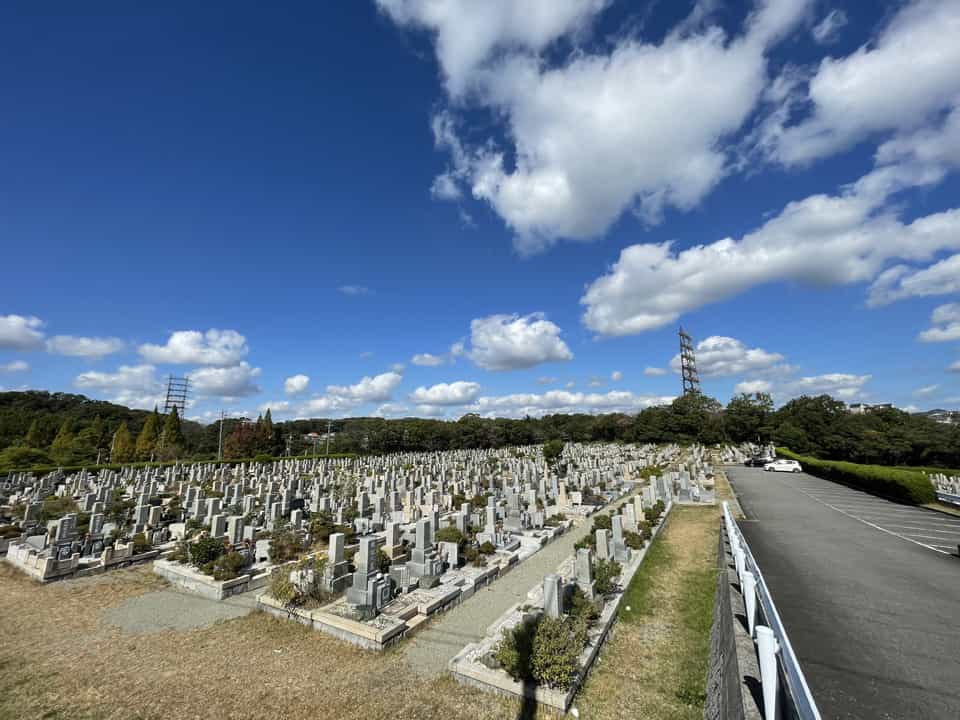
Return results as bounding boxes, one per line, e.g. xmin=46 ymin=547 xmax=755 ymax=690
xmin=848 ymin=402 xmax=893 ymax=414
xmin=926 ymin=410 xmax=959 ymax=425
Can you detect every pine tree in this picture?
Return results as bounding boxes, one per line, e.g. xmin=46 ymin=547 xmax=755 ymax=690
xmin=135 ymin=410 xmax=160 ymax=461
xmin=261 ymin=408 xmax=275 ymax=454
xmin=24 ymin=419 xmax=42 ymax=448
xmin=112 ymin=422 xmax=135 ymax=463
xmin=162 ymin=406 xmax=186 ymax=453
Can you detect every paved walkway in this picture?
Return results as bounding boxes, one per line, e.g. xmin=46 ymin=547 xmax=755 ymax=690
xmin=727 ymin=466 xmax=960 ymax=720
xmin=101 ymin=589 xmax=257 ymax=634
xmin=402 ymin=490 xmax=635 ymax=677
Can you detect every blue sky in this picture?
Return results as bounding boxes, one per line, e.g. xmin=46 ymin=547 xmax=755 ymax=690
xmin=2 ymin=0 xmax=959 ymax=421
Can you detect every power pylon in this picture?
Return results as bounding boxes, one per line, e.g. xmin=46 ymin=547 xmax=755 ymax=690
xmin=678 ymin=327 xmax=701 ymax=396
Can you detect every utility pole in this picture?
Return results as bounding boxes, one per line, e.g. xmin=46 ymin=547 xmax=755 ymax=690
xmin=325 ymin=419 xmax=332 ymax=455
xmin=217 ymin=410 xmax=225 ymax=461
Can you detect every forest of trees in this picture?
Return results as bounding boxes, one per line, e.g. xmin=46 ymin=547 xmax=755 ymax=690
xmin=1 ymin=390 xmax=958 ymax=472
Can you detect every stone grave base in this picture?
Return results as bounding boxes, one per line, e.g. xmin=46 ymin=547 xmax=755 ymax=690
xmin=153 ymin=558 xmax=275 ymax=601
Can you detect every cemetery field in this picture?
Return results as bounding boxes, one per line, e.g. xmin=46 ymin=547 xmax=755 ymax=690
xmin=576 ymin=504 xmax=720 ymax=720
xmin=0 ymin=562 xmax=539 ymax=720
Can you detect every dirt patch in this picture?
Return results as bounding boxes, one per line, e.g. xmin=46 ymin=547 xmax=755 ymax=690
xmin=0 ymin=562 xmax=544 ymax=720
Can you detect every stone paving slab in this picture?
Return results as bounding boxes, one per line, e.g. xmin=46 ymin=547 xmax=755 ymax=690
xmin=101 ymin=588 xmax=257 ymax=634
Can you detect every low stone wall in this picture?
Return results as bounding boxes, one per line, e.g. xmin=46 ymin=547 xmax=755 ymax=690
xmin=153 ymin=558 xmax=272 ymax=601
xmin=4 ymin=540 xmax=159 ymax=583
xmin=258 ymin=594 xmax=407 ymax=651
xmin=703 ymin=523 xmax=762 ymax=720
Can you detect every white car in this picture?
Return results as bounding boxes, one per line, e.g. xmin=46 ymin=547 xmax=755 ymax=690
xmin=763 ymin=459 xmax=802 ymax=473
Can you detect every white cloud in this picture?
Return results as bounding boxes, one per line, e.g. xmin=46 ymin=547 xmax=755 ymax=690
xmin=392 ymin=362 xmax=407 ymax=373
xmin=387 ymin=0 xmax=811 ymax=252
xmin=0 ymin=315 xmax=45 ymax=350
xmin=734 ymin=379 xmax=773 ymax=394
xmin=376 ymin=0 xmax=610 ymax=97
xmin=919 ymin=303 xmax=960 ymax=343
xmin=611 ymin=370 xmax=623 ymax=382
xmin=914 ymin=384 xmax=939 ymax=397
xmin=811 ymin=9 xmax=847 ymax=44
xmin=328 ymin=371 xmax=403 ymax=402
xmin=950 ymin=361 xmax=960 ymax=373
xmin=774 ymin=0 xmax=960 ymax=165
xmin=409 ymin=381 xmax=481 ymax=405
xmin=412 ymin=352 xmax=447 ymax=367
xmin=467 ymin=313 xmax=573 ymax=371
xmin=374 ymin=402 xmax=412 ymax=418
xmin=259 ymin=400 xmax=292 ymax=414
xmin=582 ymin=158 xmax=960 ymax=335
xmin=565 ymin=381 xmax=576 ymax=389
xmin=300 ymin=394 xmax=358 ymax=416
xmin=467 ymin=389 xmax=674 ymax=418
xmin=537 ymin=376 xmax=558 ymax=385
xmin=870 ymin=254 xmax=960 ymax=306
xmin=139 ymin=329 xmax=248 ymax=366
xmin=788 ymin=373 xmax=871 ymax=400
xmin=588 ymin=377 xmax=605 ymax=388
xmin=0 ymin=360 xmax=29 ymax=373
xmin=75 ymin=364 xmax=164 ymax=409
xmin=189 ymin=362 xmax=262 ymax=399
xmin=338 ymin=285 xmax=371 ymax=296
xmin=643 ymin=367 xmax=668 ymax=377
xmin=669 ymin=336 xmax=785 ymax=376
xmin=284 ymin=374 xmax=310 ymax=395
xmin=47 ymin=335 xmax=124 ymax=359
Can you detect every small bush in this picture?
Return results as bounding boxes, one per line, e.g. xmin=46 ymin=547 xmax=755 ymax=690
xmin=435 ymin=526 xmax=464 ymax=545
xmin=479 ymin=541 xmax=496 ymax=555
xmin=494 ymin=617 xmax=537 ymax=681
xmin=269 ymin=527 xmax=305 ymax=563
xmin=531 ymin=617 xmax=586 ymax=689
xmin=131 ymin=533 xmax=152 ymax=554
xmin=568 ymin=586 xmax=600 ymax=626
xmin=268 ymin=567 xmax=296 ymax=604
xmin=212 ymin=551 xmax=246 ymax=581
xmin=623 ymin=530 xmax=644 ymax=550
xmin=189 ymin=535 xmax=225 ymax=568
xmin=593 ymin=558 xmax=622 ymax=596
xmin=591 ymin=514 xmax=612 ymax=532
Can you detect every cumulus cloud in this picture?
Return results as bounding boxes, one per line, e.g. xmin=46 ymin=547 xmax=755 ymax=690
xmin=409 ymin=381 xmax=481 ymax=405
xmin=466 ymin=389 xmax=674 ymax=418
xmin=374 ymin=402 xmax=412 ymax=418
xmin=328 ymin=371 xmax=403 ymax=402
xmin=581 ymin=158 xmax=960 ymax=335
xmin=811 ymin=9 xmax=847 ymax=44
xmin=869 ymin=254 xmax=960 ymax=306
xmin=0 ymin=360 xmax=29 ymax=373
xmin=75 ymin=364 xmax=164 ymax=409
xmin=787 ymin=373 xmax=871 ymax=400
xmin=919 ymin=303 xmax=960 ymax=342
xmin=773 ymin=0 xmax=960 ymax=165
xmin=669 ymin=336 xmax=785 ymax=376
xmin=467 ymin=313 xmax=573 ymax=371
xmin=0 ymin=315 xmax=45 ymax=350
xmin=139 ymin=329 xmax=248 ymax=366
xmin=537 ymin=376 xmax=558 ymax=385
xmin=284 ymin=374 xmax=310 ymax=395
xmin=644 ymin=367 xmax=668 ymax=377
xmin=189 ymin=362 xmax=262 ymax=399
xmin=259 ymin=400 xmax=292 ymax=414
xmin=611 ymin=370 xmax=623 ymax=382
xmin=734 ymin=379 xmax=773 ymax=394
xmin=914 ymin=384 xmax=939 ymax=397
xmin=47 ymin=335 xmax=125 ymax=359
xmin=384 ymin=0 xmax=811 ymax=251
xmin=411 ymin=352 xmax=447 ymax=367
xmin=950 ymin=361 xmax=960 ymax=373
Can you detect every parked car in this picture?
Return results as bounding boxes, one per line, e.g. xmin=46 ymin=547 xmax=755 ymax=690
xmin=764 ymin=459 xmax=802 ymax=473
xmin=745 ymin=454 xmax=775 ymax=467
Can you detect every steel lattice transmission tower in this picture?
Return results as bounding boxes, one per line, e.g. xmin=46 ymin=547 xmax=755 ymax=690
xmin=678 ymin=327 xmax=701 ymax=396
xmin=163 ymin=375 xmax=190 ymax=416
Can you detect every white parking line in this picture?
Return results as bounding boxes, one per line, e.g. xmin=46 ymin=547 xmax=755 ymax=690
xmin=773 ymin=477 xmax=953 ymax=556
xmin=827 ymin=511 xmax=960 ymax=529
xmin=881 ymin=525 xmax=960 ymax=535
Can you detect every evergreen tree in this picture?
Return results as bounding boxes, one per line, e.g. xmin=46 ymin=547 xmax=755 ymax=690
xmin=112 ymin=422 xmax=135 ymax=463
xmin=24 ymin=419 xmax=42 ymax=448
xmin=50 ymin=419 xmax=77 ymax=464
xmin=261 ymin=408 xmax=275 ymax=454
xmin=162 ymin=406 xmax=186 ymax=453
xmin=136 ymin=409 xmax=161 ymax=460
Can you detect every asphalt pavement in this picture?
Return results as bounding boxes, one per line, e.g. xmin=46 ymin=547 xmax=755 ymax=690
xmin=726 ymin=466 xmax=960 ymax=720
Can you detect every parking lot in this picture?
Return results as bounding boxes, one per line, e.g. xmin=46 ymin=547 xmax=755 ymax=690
xmin=763 ymin=470 xmax=960 ymax=555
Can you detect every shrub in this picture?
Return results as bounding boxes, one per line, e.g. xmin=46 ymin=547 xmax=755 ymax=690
xmin=212 ymin=551 xmax=247 ymax=581
xmin=593 ymin=558 xmax=622 ymax=596
xmin=268 ymin=567 xmax=296 ymax=604
xmin=623 ymin=530 xmax=644 ymax=550
xmin=494 ymin=617 xmax=537 ymax=681
xmin=435 ymin=526 xmax=465 ymax=545
xmin=777 ymin=448 xmax=936 ymax=505
xmin=169 ymin=539 xmax=189 ymax=563
xmin=544 ymin=513 xmax=566 ymax=527
xmin=479 ymin=541 xmax=496 ymax=555
xmin=131 ymin=533 xmax=152 ymax=554
xmin=574 ymin=536 xmax=592 ymax=551
xmin=592 ymin=514 xmax=612 ymax=532
xmin=568 ymin=586 xmax=599 ymax=626
xmin=531 ymin=617 xmax=586 ymax=689
xmin=189 ymin=535 xmax=225 ymax=568
xmin=269 ymin=527 xmax=305 ymax=563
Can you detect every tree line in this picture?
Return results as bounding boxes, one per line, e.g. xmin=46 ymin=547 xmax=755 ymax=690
xmin=1 ymin=390 xmax=958 ymax=471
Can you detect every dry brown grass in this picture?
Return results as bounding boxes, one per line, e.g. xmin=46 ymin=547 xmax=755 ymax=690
xmin=0 ymin=562 xmax=541 ymax=720
xmin=574 ymin=505 xmax=720 ymax=720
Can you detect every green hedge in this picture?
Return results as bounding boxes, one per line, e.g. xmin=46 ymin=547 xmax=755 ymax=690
xmin=777 ymin=448 xmax=936 ymax=505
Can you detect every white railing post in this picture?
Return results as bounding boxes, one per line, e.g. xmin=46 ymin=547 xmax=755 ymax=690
xmin=743 ymin=570 xmax=757 ymax=637
xmin=756 ymin=625 xmax=781 ymax=720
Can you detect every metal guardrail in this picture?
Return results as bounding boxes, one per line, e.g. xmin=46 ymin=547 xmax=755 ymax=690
xmin=722 ymin=502 xmax=822 ymax=720
xmin=936 ymin=491 xmax=960 ymax=508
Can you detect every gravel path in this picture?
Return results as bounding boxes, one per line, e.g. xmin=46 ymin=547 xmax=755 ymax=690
xmin=403 ymin=489 xmax=636 ymax=677
xmin=101 ymin=589 xmax=257 ymax=634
